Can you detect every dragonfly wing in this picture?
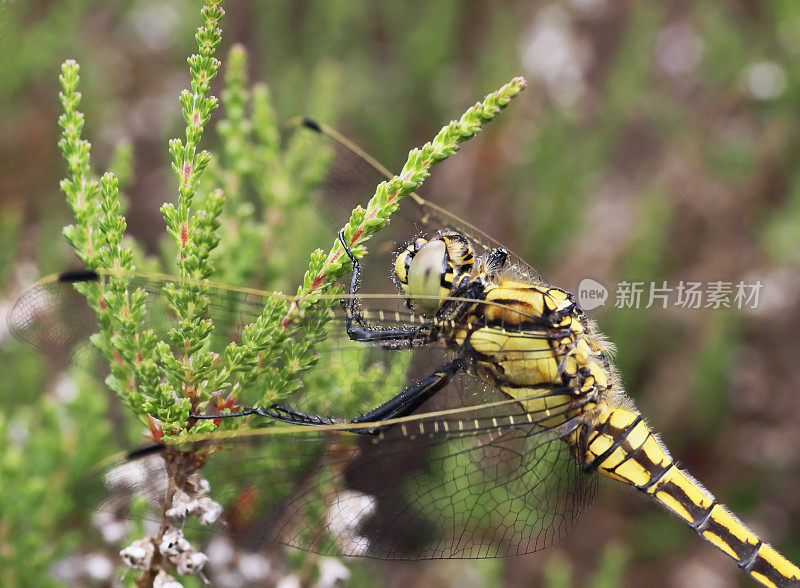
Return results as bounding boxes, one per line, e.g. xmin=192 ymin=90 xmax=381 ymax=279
xmin=7 ymin=270 xmax=572 ymax=412
xmin=17 ymin=269 xmax=596 ymax=558
xmin=76 ymin=382 xmax=596 ymax=559
xmin=6 ymin=270 xmax=274 ymax=374
xmin=7 ymin=271 xmax=100 ymax=367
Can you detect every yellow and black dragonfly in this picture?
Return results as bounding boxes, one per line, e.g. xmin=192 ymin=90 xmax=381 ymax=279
xmin=8 ymin=123 xmax=800 ymax=587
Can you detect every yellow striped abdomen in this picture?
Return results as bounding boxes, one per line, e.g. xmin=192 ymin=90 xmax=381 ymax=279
xmin=578 ymin=405 xmax=800 ymax=587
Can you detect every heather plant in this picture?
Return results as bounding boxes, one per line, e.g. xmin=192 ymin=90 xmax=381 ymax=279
xmin=48 ymin=0 xmax=527 ymax=584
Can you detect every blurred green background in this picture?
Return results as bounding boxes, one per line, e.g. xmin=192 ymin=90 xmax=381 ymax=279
xmin=1 ymin=1 xmax=800 ymax=586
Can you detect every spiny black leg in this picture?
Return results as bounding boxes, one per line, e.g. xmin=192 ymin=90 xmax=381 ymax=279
xmin=191 ymin=404 xmax=339 ymax=426
xmin=190 ymin=359 xmax=465 ymax=435
xmin=338 ymin=229 xmax=374 ymax=333
xmin=350 ymin=358 xmax=466 ymax=434
xmin=191 ymin=406 xmax=264 ymax=419
xmin=258 ymin=404 xmax=339 ymax=426
xmin=337 ymin=230 xmax=431 ymax=349
xmin=338 ymin=230 xmax=370 ymax=331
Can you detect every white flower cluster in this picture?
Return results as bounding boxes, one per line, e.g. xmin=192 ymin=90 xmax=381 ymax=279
xmin=119 ymin=472 xmax=220 ymax=582
xmin=120 ymin=527 xmax=209 ymax=583
xmin=120 ymin=538 xmax=154 ymax=570
xmin=153 ymin=569 xmax=184 ymax=588
xmin=159 ymin=527 xmax=209 ymax=576
xmin=165 ymin=472 xmax=223 ymax=525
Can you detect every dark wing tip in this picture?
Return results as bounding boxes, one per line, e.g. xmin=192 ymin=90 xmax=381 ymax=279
xmin=58 ymin=269 xmax=100 ymax=283
xmin=126 ymin=443 xmax=166 ymax=461
xmin=301 ymin=117 xmax=322 ymax=132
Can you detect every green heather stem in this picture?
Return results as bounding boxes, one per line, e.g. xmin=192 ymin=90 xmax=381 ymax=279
xmin=58 ymin=60 xmax=154 ymax=419
xmin=217 ymin=43 xmax=252 ymax=204
xmin=161 ymin=2 xmax=224 ymax=281
xmin=209 ymin=44 xmax=270 ymax=288
xmin=55 ymin=53 xmax=528 ymax=584
xmin=199 ymin=77 xmax=528 ymax=415
xmin=156 ymin=2 xmax=225 ymax=426
xmin=285 ymin=76 xmax=527 ymax=321
xmin=58 ymin=18 xmax=527 ymax=435
xmin=59 ymin=60 xmax=102 ymax=269
xmin=50 ymin=13 xmax=534 ymax=588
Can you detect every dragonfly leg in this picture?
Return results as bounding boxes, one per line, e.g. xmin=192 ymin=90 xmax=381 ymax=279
xmin=338 ymin=230 xmax=433 ymax=349
xmin=191 ymin=404 xmax=339 ymax=425
xmin=191 ymin=359 xmax=465 ymax=434
xmin=190 ymin=406 xmax=264 ymax=419
xmin=338 ymin=230 xmax=492 ymax=348
xmin=350 ymin=357 xmax=467 ymax=433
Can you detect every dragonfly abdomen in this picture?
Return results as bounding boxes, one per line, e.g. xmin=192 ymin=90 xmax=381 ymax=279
xmin=580 ymin=405 xmax=800 ymax=587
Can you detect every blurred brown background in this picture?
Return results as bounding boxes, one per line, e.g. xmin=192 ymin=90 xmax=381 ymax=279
xmin=1 ymin=1 xmax=799 ymax=586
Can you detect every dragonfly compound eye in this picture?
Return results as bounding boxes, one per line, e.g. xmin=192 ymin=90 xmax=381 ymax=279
xmin=394 ymin=237 xmax=429 ymax=289
xmin=397 ymin=234 xmax=475 ymax=314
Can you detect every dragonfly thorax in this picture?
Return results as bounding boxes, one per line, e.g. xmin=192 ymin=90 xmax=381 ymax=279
xmin=394 ymin=232 xmax=475 ymax=313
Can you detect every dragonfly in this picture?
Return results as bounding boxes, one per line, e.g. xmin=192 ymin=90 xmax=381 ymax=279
xmin=8 ymin=121 xmax=800 ymax=587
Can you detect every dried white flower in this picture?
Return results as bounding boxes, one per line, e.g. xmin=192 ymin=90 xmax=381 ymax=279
xmin=520 ymin=6 xmax=592 ymax=106
xmin=744 ymin=61 xmax=787 ymax=101
xmin=50 ymin=556 xmax=81 ymax=583
xmin=174 ymin=550 xmax=209 ymax=576
xmin=159 ymin=527 xmax=191 ymax=558
xmin=186 ymin=473 xmax=211 ymax=496
xmin=120 ymin=538 xmax=154 ymax=570
xmin=276 ymin=574 xmax=302 ymax=588
xmin=197 ymin=495 xmax=223 ymax=525
xmin=84 ymin=553 xmax=115 ymax=582
xmin=166 ymin=489 xmax=199 ymax=520
xmin=153 ymin=570 xmax=183 ymax=588
xmin=325 ymin=490 xmax=377 ymax=556
xmin=654 ymin=23 xmax=704 ymax=77
xmin=237 ymin=552 xmax=271 ymax=581
xmin=92 ymin=511 xmax=131 ymax=544
xmin=316 ymin=557 xmax=350 ymax=587
xmin=205 ymin=536 xmax=235 ymax=566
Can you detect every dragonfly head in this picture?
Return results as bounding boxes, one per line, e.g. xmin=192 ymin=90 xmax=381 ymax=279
xmin=394 ymin=232 xmax=475 ymax=314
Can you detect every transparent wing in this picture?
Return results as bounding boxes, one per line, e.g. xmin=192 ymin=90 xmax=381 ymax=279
xmin=293 ymin=119 xmax=548 ymax=286
xmin=76 ymin=381 xmax=596 ymax=559
xmin=7 ymin=269 xmax=275 ymax=373
xmin=11 ymin=268 xmax=595 ymax=558
xmin=7 ymin=269 xmax=574 ymax=398
xmin=12 ymin=268 xmax=596 ymax=557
